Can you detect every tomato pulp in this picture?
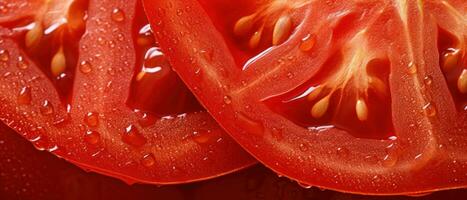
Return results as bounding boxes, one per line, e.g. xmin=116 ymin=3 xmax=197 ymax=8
xmin=145 ymin=0 xmax=467 ymax=194
xmin=0 ymin=0 xmax=255 ymax=184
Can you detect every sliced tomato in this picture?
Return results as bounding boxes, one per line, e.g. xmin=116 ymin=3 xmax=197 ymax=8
xmin=144 ymin=0 xmax=467 ymax=194
xmin=0 ymin=0 xmax=255 ymax=184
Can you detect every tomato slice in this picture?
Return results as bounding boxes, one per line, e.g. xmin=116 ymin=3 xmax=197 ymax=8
xmin=0 ymin=0 xmax=255 ymax=184
xmin=144 ymin=0 xmax=467 ymax=194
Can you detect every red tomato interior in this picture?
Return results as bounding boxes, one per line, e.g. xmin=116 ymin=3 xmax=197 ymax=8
xmin=0 ymin=0 xmax=254 ymax=185
xmin=144 ymin=0 xmax=467 ymax=194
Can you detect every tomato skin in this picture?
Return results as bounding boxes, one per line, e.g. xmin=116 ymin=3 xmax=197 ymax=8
xmin=0 ymin=0 xmax=255 ymax=185
xmin=144 ymin=0 xmax=467 ymax=194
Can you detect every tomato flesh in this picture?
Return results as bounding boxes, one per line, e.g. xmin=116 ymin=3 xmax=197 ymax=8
xmin=145 ymin=0 xmax=467 ymax=194
xmin=0 ymin=0 xmax=255 ymax=184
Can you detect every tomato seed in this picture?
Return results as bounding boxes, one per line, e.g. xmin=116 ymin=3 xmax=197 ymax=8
xmin=311 ymin=95 xmax=330 ymax=119
xmin=458 ymin=69 xmax=467 ymax=94
xmin=249 ymin=27 xmax=263 ymax=49
xmin=355 ymin=99 xmax=368 ymax=121
xmin=51 ymin=47 xmax=67 ymax=77
xmin=233 ymin=14 xmax=255 ymax=36
xmin=25 ymin=23 xmax=43 ymax=48
xmin=272 ymin=15 xmax=292 ymax=46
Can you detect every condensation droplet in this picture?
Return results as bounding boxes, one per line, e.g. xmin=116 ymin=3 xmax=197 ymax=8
xmin=79 ymin=61 xmax=92 ymax=74
xmin=40 ymin=100 xmax=54 ymax=115
xmin=122 ymin=125 xmax=147 ymax=147
xmin=192 ymin=130 xmax=214 ymax=144
xmin=141 ymin=153 xmax=156 ymax=167
xmin=17 ymin=56 xmax=28 ymax=69
xmin=407 ymin=62 xmax=417 ymax=74
xmin=18 ymin=86 xmax=32 ymax=105
xmin=84 ymin=112 xmax=100 ymax=127
xmin=223 ymin=95 xmax=232 ymax=105
xmin=84 ymin=130 xmax=101 ymax=145
xmin=111 ymin=8 xmax=125 ymax=22
xmin=299 ymin=33 xmax=316 ymax=52
xmin=137 ymin=112 xmax=157 ymax=127
xmin=0 ymin=49 xmax=9 ymax=62
xmin=423 ymin=75 xmax=433 ymax=86
xmin=422 ymin=102 xmax=437 ymax=117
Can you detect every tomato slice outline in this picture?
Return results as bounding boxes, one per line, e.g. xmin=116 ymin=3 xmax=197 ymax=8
xmin=0 ymin=0 xmax=255 ymax=184
xmin=144 ymin=0 xmax=467 ymax=194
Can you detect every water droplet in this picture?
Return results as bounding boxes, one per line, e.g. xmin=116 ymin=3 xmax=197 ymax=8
xmin=299 ymin=33 xmax=316 ymax=52
xmin=0 ymin=49 xmax=9 ymax=62
xmin=17 ymin=56 xmax=28 ymax=69
xmin=141 ymin=153 xmax=156 ymax=167
xmin=111 ymin=8 xmax=125 ymax=22
xmin=137 ymin=112 xmax=157 ymax=127
xmin=18 ymin=86 xmax=32 ymax=105
xmin=79 ymin=61 xmax=92 ymax=74
xmin=407 ymin=62 xmax=417 ymax=74
xmin=299 ymin=143 xmax=309 ymax=152
xmin=382 ymin=143 xmax=399 ymax=167
xmin=122 ymin=125 xmax=147 ymax=147
xmin=223 ymin=95 xmax=232 ymax=105
xmin=40 ymin=100 xmax=54 ymax=115
xmin=422 ymin=102 xmax=437 ymax=117
xmin=84 ymin=112 xmax=99 ymax=127
xmin=192 ymin=130 xmax=214 ymax=144
xmin=84 ymin=130 xmax=101 ymax=145
xmin=423 ymin=75 xmax=433 ymax=86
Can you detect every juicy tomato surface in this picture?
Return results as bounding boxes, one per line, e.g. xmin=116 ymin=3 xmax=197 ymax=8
xmin=0 ymin=0 xmax=255 ymax=184
xmin=144 ymin=0 xmax=467 ymax=195
xmin=3 ymin=122 xmax=467 ymax=200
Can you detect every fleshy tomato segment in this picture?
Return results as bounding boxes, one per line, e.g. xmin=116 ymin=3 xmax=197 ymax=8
xmin=0 ymin=0 xmax=255 ymax=184
xmin=145 ymin=0 xmax=467 ymax=194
